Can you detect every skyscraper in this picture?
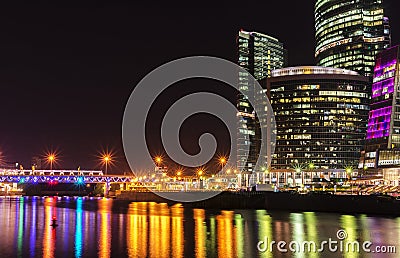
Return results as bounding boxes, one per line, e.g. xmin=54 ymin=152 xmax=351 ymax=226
xmin=266 ymin=66 xmax=370 ymax=169
xmin=361 ymin=45 xmax=400 ymax=169
xmin=237 ymin=30 xmax=286 ymax=173
xmin=315 ymin=0 xmax=391 ymax=77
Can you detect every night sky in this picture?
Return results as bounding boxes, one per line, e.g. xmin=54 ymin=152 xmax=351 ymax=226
xmin=1 ymin=1 xmax=399 ymax=173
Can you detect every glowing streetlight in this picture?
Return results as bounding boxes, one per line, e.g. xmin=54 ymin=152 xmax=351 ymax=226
xmin=197 ymin=169 xmax=204 ymax=177
xmin=102 ymin=154 xmax=112 ymax=175
xmin=346 ymin=166 xmax=353 ymax=179
xmin=155 ymin=156 xmax=163 ymax=167
xmin=218 ymin=156 xmax=227 ymax=174
xmin=47 ymin=154 xmax=56 ymax=170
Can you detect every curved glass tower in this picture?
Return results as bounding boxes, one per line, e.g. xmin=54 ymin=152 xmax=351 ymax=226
xmin=315 ymin=0 xmax=391 ymax=77
xmin=267 ymin=66 xmax=370 ymax=169
xmin=237 ymin=30 xmax=287 ymax=173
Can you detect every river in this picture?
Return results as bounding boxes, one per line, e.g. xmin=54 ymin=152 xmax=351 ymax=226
xmin=0 ymin=196 xmax=398 ymax=257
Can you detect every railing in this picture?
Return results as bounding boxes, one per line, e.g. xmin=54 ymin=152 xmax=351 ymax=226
xmin=0 ymin=169 xmax=134 ymax=184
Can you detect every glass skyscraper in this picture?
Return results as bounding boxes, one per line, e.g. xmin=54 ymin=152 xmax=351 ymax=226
xmin=266 ymin=66 xmax=370 ymax=169
xmin=237 ymin=30 xmax=286 ymax=173
xmin=315 ymin=0 xmax=391 ymax=77
xmin=360 ymin=45 xmax=400 ymax=169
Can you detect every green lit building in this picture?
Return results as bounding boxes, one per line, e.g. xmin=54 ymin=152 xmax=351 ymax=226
xmin=237 ymin=30 xmax=286 ymax=173
xmin=266 ymin=66 xmax=370 ymax=169
xmin=315 ymin=0 xmax=391 ymax=77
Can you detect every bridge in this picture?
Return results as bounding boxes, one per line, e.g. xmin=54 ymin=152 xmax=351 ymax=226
xmin=0 ymin=169 xmax=241 ymax=194
xmin=0 ymin=169 xmax=134 ymax=184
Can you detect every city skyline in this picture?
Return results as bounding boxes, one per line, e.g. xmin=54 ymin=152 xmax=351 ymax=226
xmin=1 ymin=1 xmax=400 ymax=172
xmin=3 ymin=2 xmax=400 ymax=258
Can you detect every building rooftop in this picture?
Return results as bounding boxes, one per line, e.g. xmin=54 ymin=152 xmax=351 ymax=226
xmin=239 ymin=29 xmax=279 ymax=42
xmin=271 ymin=66 xmax=359 ymax=77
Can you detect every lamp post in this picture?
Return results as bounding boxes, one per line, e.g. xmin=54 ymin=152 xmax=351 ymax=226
xmin=155 ymin=156 xmax=163 ymax=168
xmin=219 ymin=157 xmax=226 ymax=173
xmin=47 ymin=154 xmax=56 ymax=171
xmin=197 ymin=168 xmax=204 ymax=189
xmin=176 ymin=170 xmax=182 ymax=179
xmin=102 ymin=154 xmax=112 ymax=176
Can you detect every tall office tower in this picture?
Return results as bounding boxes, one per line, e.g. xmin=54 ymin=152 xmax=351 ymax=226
xmin=237 ymin=30 xmax=286 ymax=173
xmin=315 ymin=0 xmax=391 ymax=77
xmin=266 ymin=66 xmax=370 ymax=169
xmin=361 ymin=46 xmax=400 ymax=169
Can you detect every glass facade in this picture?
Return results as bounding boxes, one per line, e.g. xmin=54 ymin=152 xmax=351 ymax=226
xmin=266 ymin=67 xmax=370 ymax=169
xmin=237 ymin=30 xmax=286 ymax=173
xmin=315 ymin=0 xmax=391 ymax=77
xmin=361 ymin=46 xmax=400 ymax=168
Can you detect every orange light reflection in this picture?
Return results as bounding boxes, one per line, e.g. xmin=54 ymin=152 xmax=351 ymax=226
xmin=127 ymin=202 xmax=148 ymax=257
xmin=217 ymin=211 xmax=235 ymax=258
xmin=194 ymin=209 xmax=206 ymax=258
xmin=98 ymin=199 xmax=112 ymax=258
xmin=43 ymin=198 xmax=56 ymax=258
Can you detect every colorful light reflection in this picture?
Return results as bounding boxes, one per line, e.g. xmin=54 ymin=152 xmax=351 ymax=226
xmin=75 ymin=198 xmax=83 ymax=258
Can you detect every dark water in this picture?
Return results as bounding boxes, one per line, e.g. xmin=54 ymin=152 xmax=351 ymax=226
xmin=0 ymin=196 xmax=399 ymax=258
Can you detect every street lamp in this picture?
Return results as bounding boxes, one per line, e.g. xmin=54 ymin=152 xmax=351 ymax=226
xmin=155 ymin=156 xmax=163 ymax=167
xmin=176 ymin=169 xmax=183 ymax=178
xmin=219 ymin=157 xmax=227 ymax=173
xmin=102 ymin=154 xmax=112 ymax=175
xmin=197 ymin=168 xmax=204 ymax=189
xmin=47 ymin=154 xmax=56 ymax=171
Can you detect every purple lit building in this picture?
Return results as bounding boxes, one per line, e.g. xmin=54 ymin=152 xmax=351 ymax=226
xmin=360 ymin=45 xmax=400 ymax=169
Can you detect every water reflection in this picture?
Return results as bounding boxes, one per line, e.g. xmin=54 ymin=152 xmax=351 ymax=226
xmin=147 ymin=202 xmax=169 ymax=257
xmin=290 ymin=213 xmax=305 ymax=258
xmin=98 ymin=198 xmax=112 ymax=258
xmin=127 ymin=202 xmax=148 ymax=257
xmin=29 ymin=197 xmax=37 ymax=257
xmin=75 ymin=198 xmax=83 ymax=258
xmin=194 ymin=209 xmax=206 ymax=258
xmin=234 ymin=214 xmax=244 ymax=258
xmin=257 ymin=210 xmax=273 ymax=258
xmin=43 ymin=198 xmax=56 ymax=258
xmin=17 ymin=197 xmax=24 ymax=258
xmin=217 ymin=210 xmax=235 ymax=258
xmin=304 ymin=212 xmax=319 ymax=258
xmin=171 ymin=204 xmax=184 ymax=258
xmin=0 ymin=197 xmax=399 ymax=258
xmin=341 ymin=215 xmax=359 ymax=258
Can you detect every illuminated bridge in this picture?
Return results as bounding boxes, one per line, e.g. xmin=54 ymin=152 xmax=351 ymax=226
xmin=0 ymin=169 xmax=134 ymax=184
